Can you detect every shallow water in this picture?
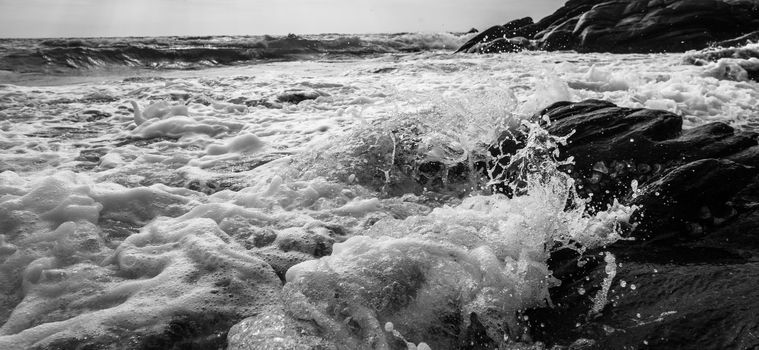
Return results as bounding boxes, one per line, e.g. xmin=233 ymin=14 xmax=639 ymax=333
xmin=0 ymin=44 xmax=757 ymax=348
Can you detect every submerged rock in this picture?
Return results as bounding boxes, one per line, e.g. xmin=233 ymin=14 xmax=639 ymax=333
xmin=458 ymin=0 xmax=759 ymax=53
xmin=275 ymin=89 xmax=328 ymax=104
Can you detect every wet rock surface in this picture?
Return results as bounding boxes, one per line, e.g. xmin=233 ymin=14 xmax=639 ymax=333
xmin=534 ymin=99 xmax=757 ymax=212
xmin=499 ymin=100 xmax=759 ymax=349
xmin=456 ymin=17 xmax=535 ymax=53
xmin=458 ymin=0 xmax=759 ymax=54
xmin=275 ymin=89 xmax=328 ymax=104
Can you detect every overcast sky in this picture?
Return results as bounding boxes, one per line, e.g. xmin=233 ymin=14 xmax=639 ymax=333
xmin=0 ymin=0 xmax=562 ymax=38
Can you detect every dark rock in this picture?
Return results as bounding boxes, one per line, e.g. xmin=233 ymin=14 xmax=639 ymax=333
xmin=497 ymin=99 xmax=758 ymax=211
xmin=457 ymin=0 xmax=759 ymax=53
xmin=538 ymin=17 xmax=581 ymax=51
xmin=455 ymin=17 xmax=534 ymax=53
xmin=696 ymin=203 xmax=759 ymax=254
xmin=468 ymin=37 xmax=530 ymax=54
xmin=455 ymin=25 xmax=513 ymax=53
xmin=728 ymin=145 xmax=759 ymax=167
xmin=715 ymin=30 xmax=759 ymax=48
xmin=630 ymin=158 xmax=757 ymax=240
xmin=532 ymin=0 xmax=601 ymax=37
xmin=507 ymin=99 xmax=759 ymax=349
xmin=530 ymin=250 xmax=759 ymax=350
xmin=503 ymin=17 xmax=535 ymax=32
xmin=466 ymin=27 xmax=479 ymax=34
xmin=540 ymin=99 xmax=682 ymax=170
xmin=497 ymin=16 xmax=539 ymax=39
xmin=659 ymin=123 xmax=758 ymax=162
xmin=275 ymin=89 xmax=327 ymax=104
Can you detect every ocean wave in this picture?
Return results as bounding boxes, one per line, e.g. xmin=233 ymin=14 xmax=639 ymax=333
xmin=0 ymin=33 xmax=470 ymax=73
xmin=684 ymin=43 xmax=759 ymax=81
xmin=684 ymin=42 xmax=759 ymax=64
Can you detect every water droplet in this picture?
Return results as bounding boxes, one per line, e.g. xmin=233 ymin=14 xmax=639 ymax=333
xmin=631 ymin=179 xmax=639 ymax=195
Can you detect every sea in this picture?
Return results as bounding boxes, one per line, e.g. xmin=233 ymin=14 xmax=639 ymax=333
xmin=0 ymin=33 xmax=757 ymax=349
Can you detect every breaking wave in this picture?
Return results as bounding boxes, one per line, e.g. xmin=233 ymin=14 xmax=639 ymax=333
xmin=0 ymin=33 xmax=470 ymax=73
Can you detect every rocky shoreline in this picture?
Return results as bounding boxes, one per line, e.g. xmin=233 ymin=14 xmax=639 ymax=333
xmin=457 ymin=0 xmax=759 ymax=54
xmin=506 ymin=100 xmax=759 ymax=349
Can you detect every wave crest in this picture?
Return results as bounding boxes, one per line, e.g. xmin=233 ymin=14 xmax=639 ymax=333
xmin=0 ymin=33 xmax=471 ymax=73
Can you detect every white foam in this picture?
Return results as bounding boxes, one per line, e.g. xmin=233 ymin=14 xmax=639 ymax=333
xmin=0 ymin=175 xmax=280 ymax=348
xmin=133 ymin=115 xmax=229 ymax=138
xmin=205 ymin=133 xmax=264 ymax=156
xmin=276 ymin=178 xmax=630 ymax=348
xmin=1 ymin=44 xmax=756 ymax=348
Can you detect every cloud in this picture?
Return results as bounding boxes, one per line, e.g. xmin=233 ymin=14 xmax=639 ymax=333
xmin=0 ymin=0 xmax=561 ymax=38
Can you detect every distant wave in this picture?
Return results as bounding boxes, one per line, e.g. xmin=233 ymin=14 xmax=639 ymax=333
xmin=684 ymin=42 xmax=759 ymax=63
xmin=684 ymin=43 xmax=759 ymax=81
xmin=0 ymin=33 xmax=470 ymax=73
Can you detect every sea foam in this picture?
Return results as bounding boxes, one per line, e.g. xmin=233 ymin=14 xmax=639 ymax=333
xmin=0 ymin=41 xmax=756 ymax=348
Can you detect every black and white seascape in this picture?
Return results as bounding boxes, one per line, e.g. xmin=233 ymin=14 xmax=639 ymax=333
xmin=1 ymin=1 xmax=759 ymax=349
